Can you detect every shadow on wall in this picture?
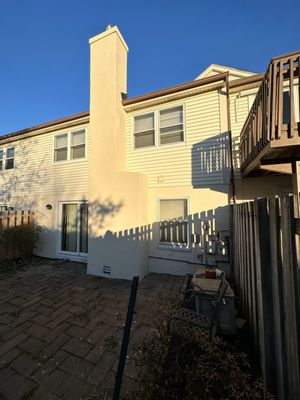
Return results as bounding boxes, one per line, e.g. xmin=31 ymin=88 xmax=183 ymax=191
xmin=87 ymin=202 xmax=230 ymax=280
xmin=231 ymin=135 xmax=241 ymax=171
xmin=0 ymin=139 xmax=50 ymax=210
xmin=230 ymin=131 xmax=293 ymax=200
xmin=0 ymin=138 xmax=95 ymax=257
xmin=88 ymin=198 xmax=124 ymax=233
xmin=36 ymin=196 xmax=124 ymax=259
xmin=235 ymin=174 xmax=293 ymax=201
xmin=191 ymin=132 xmax=232 ymax=195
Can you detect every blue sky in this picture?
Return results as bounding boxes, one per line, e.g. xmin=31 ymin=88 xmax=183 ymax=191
xmin=1 ymin=0 xmax=300 ymax=134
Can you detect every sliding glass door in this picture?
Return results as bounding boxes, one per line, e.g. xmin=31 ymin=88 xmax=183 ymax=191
xmin=61 ymin=202 xmax=88 ymax=255
xmin=79 ymin=203 xmax=88 ymax=253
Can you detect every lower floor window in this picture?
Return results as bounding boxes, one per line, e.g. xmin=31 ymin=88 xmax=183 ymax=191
xmin=159 ymin=199 xmax=188 ymax=245
xmin=61 ymin=202 xmax=88 ymax=254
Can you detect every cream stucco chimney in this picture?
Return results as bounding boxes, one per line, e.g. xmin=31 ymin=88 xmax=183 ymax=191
xmin=88 ymin=26 xmax=148 ymax=279
xmin=89 ymin=25 xmax=128 ymax=173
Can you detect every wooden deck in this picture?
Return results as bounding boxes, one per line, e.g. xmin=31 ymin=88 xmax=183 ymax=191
xmin=240 ymin=52 xmax=300 ymax=176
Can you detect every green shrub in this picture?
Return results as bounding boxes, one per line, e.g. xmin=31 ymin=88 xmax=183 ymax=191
xmin=129 ymin=327 xmax=273 ymax=400
xmin=0 ymin=224 xmax=41 ymax=260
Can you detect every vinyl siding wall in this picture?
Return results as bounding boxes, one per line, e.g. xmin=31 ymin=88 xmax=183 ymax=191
xmin=230 ymin=90 xmax=258 ymax=174
xmin=230 ymin=91 xmax=256 ymax=139
xmin=125 ymin=90 xmax=226 ymax=188
xmin=0 ymin=124 xmax=90 ymax=204
xmin=0 ymin=123 xmax=90 ymax=260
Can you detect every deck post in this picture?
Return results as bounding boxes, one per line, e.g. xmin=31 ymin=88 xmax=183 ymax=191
xmin=292 ymin=160 xmax=300 ymax=218
xmin=291 ymin=160 xmax=300 ymax=384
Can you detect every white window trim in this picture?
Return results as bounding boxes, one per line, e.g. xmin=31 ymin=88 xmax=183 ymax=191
xmin=132 ymin=103 xmax=186 ymax=151
xmin=53 ymin=128 xmax=87 ymax=164
xmin=70 ymin=130 xmax=86 ymax=160
xmin=132 ymin=111 xmax=155 ymax=149
xmin=0 ymin=147 xmax=15 ymax=171
xmin=158 ymin=104 xmax=185 ymax=147
xmin=54 ymin=133 xmax=69 ymax=163
xmin=57 ymin=200 xmax=88 ymax=260
xmin=6 ymin=147 xmax=15 ymax=170
xmin=156 ymin=196 xmax=191 ymax=251
xmin=0 ymin=149 xmax=3 ymax=171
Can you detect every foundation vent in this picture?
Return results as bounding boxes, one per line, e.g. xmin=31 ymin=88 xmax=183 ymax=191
xmin=103 ymin=265 xmax=111 ymax=274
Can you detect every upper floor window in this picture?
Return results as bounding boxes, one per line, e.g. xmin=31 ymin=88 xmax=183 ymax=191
xmin=54 ymin=134 xmax=68 ymax=162
xmin=134 ymin=113 xmax=155 ymax=149
xmin=133 ymin=105 xmax=184 ymax=149
xmin=71 ymin=130 xmax=86 ymax=160
xmin=6 ymin=147 xmax=14 ymax=169
xmin=0 ymin=148 xmax=14 ymax=170
xmin=54 ymin=129 xmax=86 ymax=162
xmin=0 ymin=147 xmax=15 ymax=171
xmin=159 ymin=106 xmax=184 ymax=145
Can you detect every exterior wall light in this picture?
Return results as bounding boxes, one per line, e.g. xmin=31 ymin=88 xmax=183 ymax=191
xmin=46 ymin=204 xmax=52 ymax=210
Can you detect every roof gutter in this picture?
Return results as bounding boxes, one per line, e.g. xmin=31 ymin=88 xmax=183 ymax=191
xmin=122 ymin=72 xmax=229 ymax=106
xmin=228 ymin=74 xmax=264 ymax=89
xmin=0 ymin=111 xmax=89 ymax=142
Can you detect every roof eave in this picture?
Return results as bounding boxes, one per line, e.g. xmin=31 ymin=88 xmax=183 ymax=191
xmin=122 ymin=72 xmax=229 ymax=106
xmin=0 ymin=111 xmax=90 ymax=142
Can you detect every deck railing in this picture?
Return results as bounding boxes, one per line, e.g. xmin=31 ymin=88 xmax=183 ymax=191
xmin=240 ymin=52 xmax=300 ymax=172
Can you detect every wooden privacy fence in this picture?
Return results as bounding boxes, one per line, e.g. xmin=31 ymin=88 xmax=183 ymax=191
xmin=0 ymin=209 xmax=33 ymax=233
xmin=231 ymin=196 xmax=300 ymax=399
xmin=0 ymin=210 xmax=34 ymax=260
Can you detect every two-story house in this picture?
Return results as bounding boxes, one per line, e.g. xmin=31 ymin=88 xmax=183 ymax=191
xmin=0 ymin=26 xmax=298 ymax=279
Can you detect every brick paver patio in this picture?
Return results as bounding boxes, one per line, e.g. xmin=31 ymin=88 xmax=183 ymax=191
xmin=0 ymin=259 xmax=182 ymax=400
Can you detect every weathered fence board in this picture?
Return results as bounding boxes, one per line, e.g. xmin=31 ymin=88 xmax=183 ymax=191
xmin=269 ymin=197 xmax=286 ymax=400
xmin=253 ymin=199 xmax=268 ymax=385
xmin=0 ymin=210 xmax=34 ymax=260
xmin=0 ymin=210 xmax=33 ymax=233
xmin=232 ymin=195 xmax=300 ymax=400
xmin=248 ymin=202 xmax=258 ymax=351
xmin=280 ymin=196 xmax=300 ymax=399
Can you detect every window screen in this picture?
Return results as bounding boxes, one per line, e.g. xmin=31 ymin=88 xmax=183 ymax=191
xmin=54 ymin=134 xmax=68 ymax=162
xmin=134 ymin=113 xmax=155 ymax=148
xmin=159 ymin=106 xmax=184 ymax=145
xmin=5 ymin=147 xmax=14 ymax=170
xmin=71 ymin=130 xmax=85 ymax=160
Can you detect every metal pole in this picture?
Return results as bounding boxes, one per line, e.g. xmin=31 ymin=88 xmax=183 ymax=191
xmin=112 ymin=276 xmax=139 ymax=400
